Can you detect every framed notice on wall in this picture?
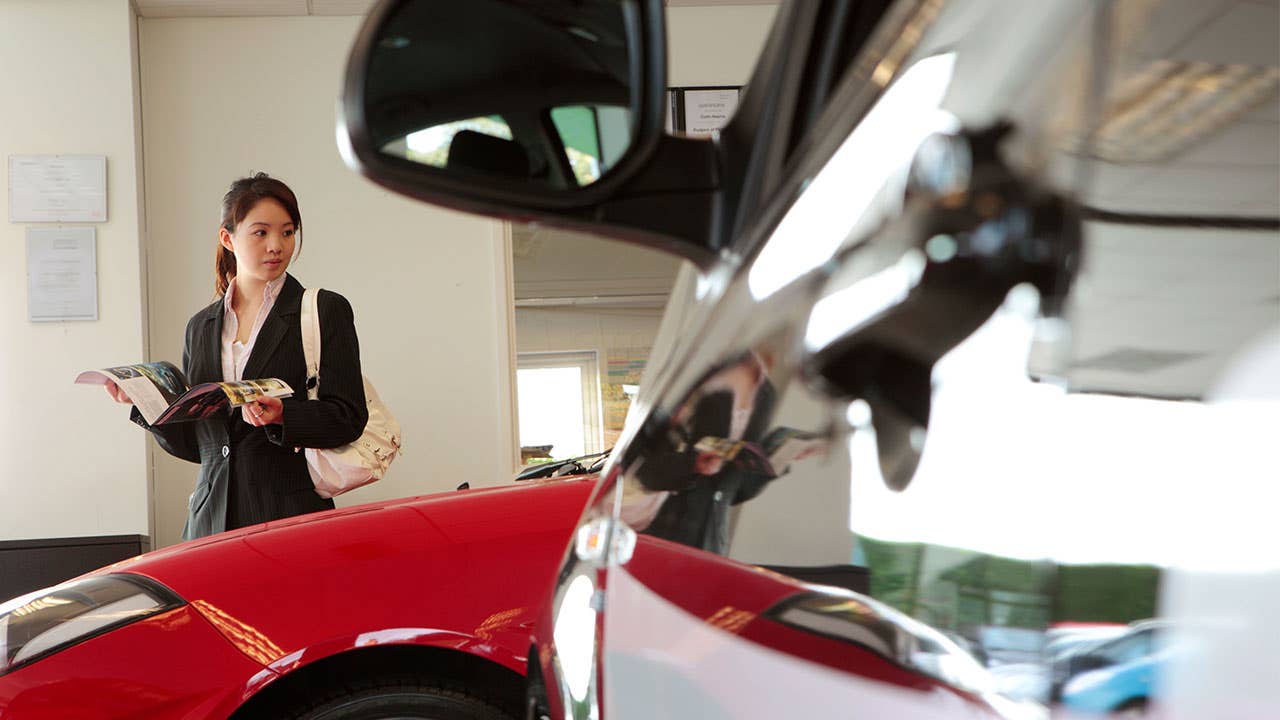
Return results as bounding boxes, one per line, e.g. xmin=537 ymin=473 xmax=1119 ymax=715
xmin=8 ymin=154 xmax=108 ymax=223
xmin=26 ymin=226 xmax=98 ymax=322
xmin=667 ymin=86 xmax=742 ymax=137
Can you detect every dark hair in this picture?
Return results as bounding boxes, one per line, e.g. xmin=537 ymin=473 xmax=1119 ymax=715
xmin=215 ymin=172 xmax=303 ymax=296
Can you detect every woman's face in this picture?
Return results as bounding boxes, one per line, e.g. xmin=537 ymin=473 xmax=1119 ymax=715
xmin=220 ymin=198 xmax=297 ymax=287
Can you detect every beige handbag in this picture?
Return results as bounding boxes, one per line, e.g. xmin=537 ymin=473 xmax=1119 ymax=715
xmin=300 ymin=288 xmax=402 ymax=498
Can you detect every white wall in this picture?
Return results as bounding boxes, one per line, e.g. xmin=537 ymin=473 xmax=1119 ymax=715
xmin=666 ymin=5 xmax=778 ymax=86
xmin=0 ymin=0 xmax=149 ymax=542
xmin=139 ymin=16 xmax=515 ymax=547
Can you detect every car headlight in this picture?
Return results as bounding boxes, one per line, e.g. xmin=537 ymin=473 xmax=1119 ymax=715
xmin=0 ymin=574 xmax=184 ymax=675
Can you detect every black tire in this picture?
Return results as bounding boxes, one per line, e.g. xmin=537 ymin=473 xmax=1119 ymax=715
xmin=287 ymin=678 xmax=515 ymax=720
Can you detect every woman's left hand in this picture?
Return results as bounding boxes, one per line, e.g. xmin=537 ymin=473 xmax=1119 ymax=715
xmin=244 ymin=396 xmax=283 ymax=427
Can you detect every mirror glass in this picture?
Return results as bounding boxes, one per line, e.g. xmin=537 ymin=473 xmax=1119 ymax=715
xmin=364 ymin=0 xmax=636 ymax=189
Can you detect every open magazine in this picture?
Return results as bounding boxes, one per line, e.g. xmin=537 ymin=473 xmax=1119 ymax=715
xmin=691 ymin=426 xmax=829 ymax=479
xmin=76 ymin=361 xmax=293 ymax=425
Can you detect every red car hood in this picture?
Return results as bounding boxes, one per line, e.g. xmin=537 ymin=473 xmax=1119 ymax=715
xmin=90 ymin=477 xmax=597 ymax=675
xmin=100 ymin=478 xmax=594 ymax=583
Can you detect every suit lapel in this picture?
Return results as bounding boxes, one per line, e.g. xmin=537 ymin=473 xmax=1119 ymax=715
xmin=191 ymin=298 xmax=224 ymax=385
xmin=241 ymin=274 xmax=302 ymax=382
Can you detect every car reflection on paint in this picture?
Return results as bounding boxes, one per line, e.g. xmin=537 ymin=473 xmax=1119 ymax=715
xmin=1057 ymin=621 xmax=1172 ymax=716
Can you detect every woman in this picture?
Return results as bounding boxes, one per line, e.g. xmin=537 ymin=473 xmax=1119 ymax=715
xmin=108 ymin=172 xmax=368 ymax=539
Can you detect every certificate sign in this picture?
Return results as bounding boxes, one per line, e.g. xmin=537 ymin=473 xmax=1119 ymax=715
xmin=682 ymin=88 xmax=741 ymax=136
xmin=27 ymin=226 xmax=98 ymax=322
xmin=9 ymin=155 xmax=108 ymax=223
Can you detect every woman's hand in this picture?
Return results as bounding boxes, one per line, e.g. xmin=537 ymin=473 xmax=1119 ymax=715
xmin=244 ymin=396 xmax=284 ymax=427
xmin=104 ymin=381 xmax=133 ymax=404
xmin=693 ymin=451 xmax=726 ymax=476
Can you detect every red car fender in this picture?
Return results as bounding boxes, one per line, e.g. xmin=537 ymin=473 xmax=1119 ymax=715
xmin=237 ymin=627 xmax=497 ymax=698
xmin=70 ymin=479 xmax=595 ymax=710
xmin=0 ymin=605 xmax=268 ymax=720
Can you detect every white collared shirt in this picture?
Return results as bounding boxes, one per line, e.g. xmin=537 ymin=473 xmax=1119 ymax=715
xmin=220 ymin=276 xmax=286 ymax=382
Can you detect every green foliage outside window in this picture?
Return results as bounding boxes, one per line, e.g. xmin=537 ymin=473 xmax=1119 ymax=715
xmin=858 ymin=536 xmax=1160 ymax=635
xmin=551 ymin=106 xmax=603 ymax=186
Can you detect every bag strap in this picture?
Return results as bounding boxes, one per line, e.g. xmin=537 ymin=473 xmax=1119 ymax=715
xmin=300 ymin=288 xmax=322 ymax=401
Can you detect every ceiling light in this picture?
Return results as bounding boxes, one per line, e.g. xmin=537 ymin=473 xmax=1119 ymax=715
xmin=1065 ymin=60 xmax=1280 ymax=163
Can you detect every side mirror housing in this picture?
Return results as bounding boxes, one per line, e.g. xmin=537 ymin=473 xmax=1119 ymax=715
xmin=340 ymin=0 xmax=720 ymax=265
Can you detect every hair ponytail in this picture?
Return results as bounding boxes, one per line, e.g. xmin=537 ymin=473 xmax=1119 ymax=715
xmin=214 ymin=171 xmax=303 ymax=297
xmin=214 ymin=242 xmax=237 ymax=297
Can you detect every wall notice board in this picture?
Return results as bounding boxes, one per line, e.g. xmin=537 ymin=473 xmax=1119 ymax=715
xmin=26 ymin=226 xmax=98 ymax=322
xmin=8 ymin=154 xmax=107 ymax=223
xmin=666 ymin=86 xmax=743 ymax=137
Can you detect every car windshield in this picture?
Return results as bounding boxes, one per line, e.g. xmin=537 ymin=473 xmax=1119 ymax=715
xmin=1094 ymin=630 xmax=1157 ymax=665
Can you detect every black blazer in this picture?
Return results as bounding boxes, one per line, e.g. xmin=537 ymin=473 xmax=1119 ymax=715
xmin=134 ymin=274 xmax=368 ymax=539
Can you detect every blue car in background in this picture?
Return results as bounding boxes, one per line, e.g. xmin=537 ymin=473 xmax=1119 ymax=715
xmin=1060 ymin=622 xmax=1170 ymax=716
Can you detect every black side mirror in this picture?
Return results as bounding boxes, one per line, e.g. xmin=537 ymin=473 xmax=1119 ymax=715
xmin=341 ymin=0 xmax=730 ymax=266
xmin=343 ymin=4 xmax=693 ymax=225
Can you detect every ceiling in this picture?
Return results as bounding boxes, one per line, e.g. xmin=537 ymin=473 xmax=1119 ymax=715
xmin=1056 ymin=0 xmax=1279 ymax=399
xmin=1084 ymin=0 xmax=1279 ymax=217
xmin=511 ymin=224 xmax=681 ymax=309
xmin=132 ymin=0 xmax=776 ymax=18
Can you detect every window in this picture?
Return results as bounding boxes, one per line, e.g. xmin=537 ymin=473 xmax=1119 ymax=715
xmin=549 ymin=105 xmax=631 ymax=186
xmin=1096 ymin=630 xmax=1155 ymax=665
xmin=517 ymin=351 xmax=603 ymax=462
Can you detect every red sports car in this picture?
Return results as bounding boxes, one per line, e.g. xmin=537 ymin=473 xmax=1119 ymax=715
xmin=0 ymin=479 xmax=592 ymax=719
xmin=1 ymin=474 xmax=1014 ymax=719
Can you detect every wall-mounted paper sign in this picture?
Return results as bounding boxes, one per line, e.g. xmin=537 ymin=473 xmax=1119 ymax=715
xmin=9 ymin=155 xmax=108 ymax=223
xmin=681 ymin=87 xmax=741 ymax=136
xmin=27 ymin=226 xmax=98 ymax=322
xmin=666 ymin=86 xmax=742 ymax=137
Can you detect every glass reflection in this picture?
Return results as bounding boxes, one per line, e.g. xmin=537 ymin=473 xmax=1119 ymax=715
xmin=628 ymin=348 xmax=832 ymax=555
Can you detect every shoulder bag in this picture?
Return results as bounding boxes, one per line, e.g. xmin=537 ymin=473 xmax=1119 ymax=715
xmin=300 ymin=288 xmax=402 ymax=498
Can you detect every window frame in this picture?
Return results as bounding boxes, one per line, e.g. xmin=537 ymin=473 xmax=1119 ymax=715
xmin=516 ymin=350 xmax=605 ymax=460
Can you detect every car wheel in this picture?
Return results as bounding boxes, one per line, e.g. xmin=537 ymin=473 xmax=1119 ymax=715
xmin=288 ymin=679 xmax=514 ymax=720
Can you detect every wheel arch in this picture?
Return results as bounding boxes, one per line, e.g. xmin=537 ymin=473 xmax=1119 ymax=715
xmin=229 ymin=644 xmax=525 ymax=719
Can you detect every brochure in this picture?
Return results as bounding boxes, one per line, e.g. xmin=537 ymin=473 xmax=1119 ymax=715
xmin=691 ymin=427 xmax=829 ymax=478
xmin=76 ymin=361 xmax=292 ymax=425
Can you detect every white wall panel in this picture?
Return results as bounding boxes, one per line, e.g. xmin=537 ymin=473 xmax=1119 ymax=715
xmin=0 ymin=0 xmax=148 ymax=542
